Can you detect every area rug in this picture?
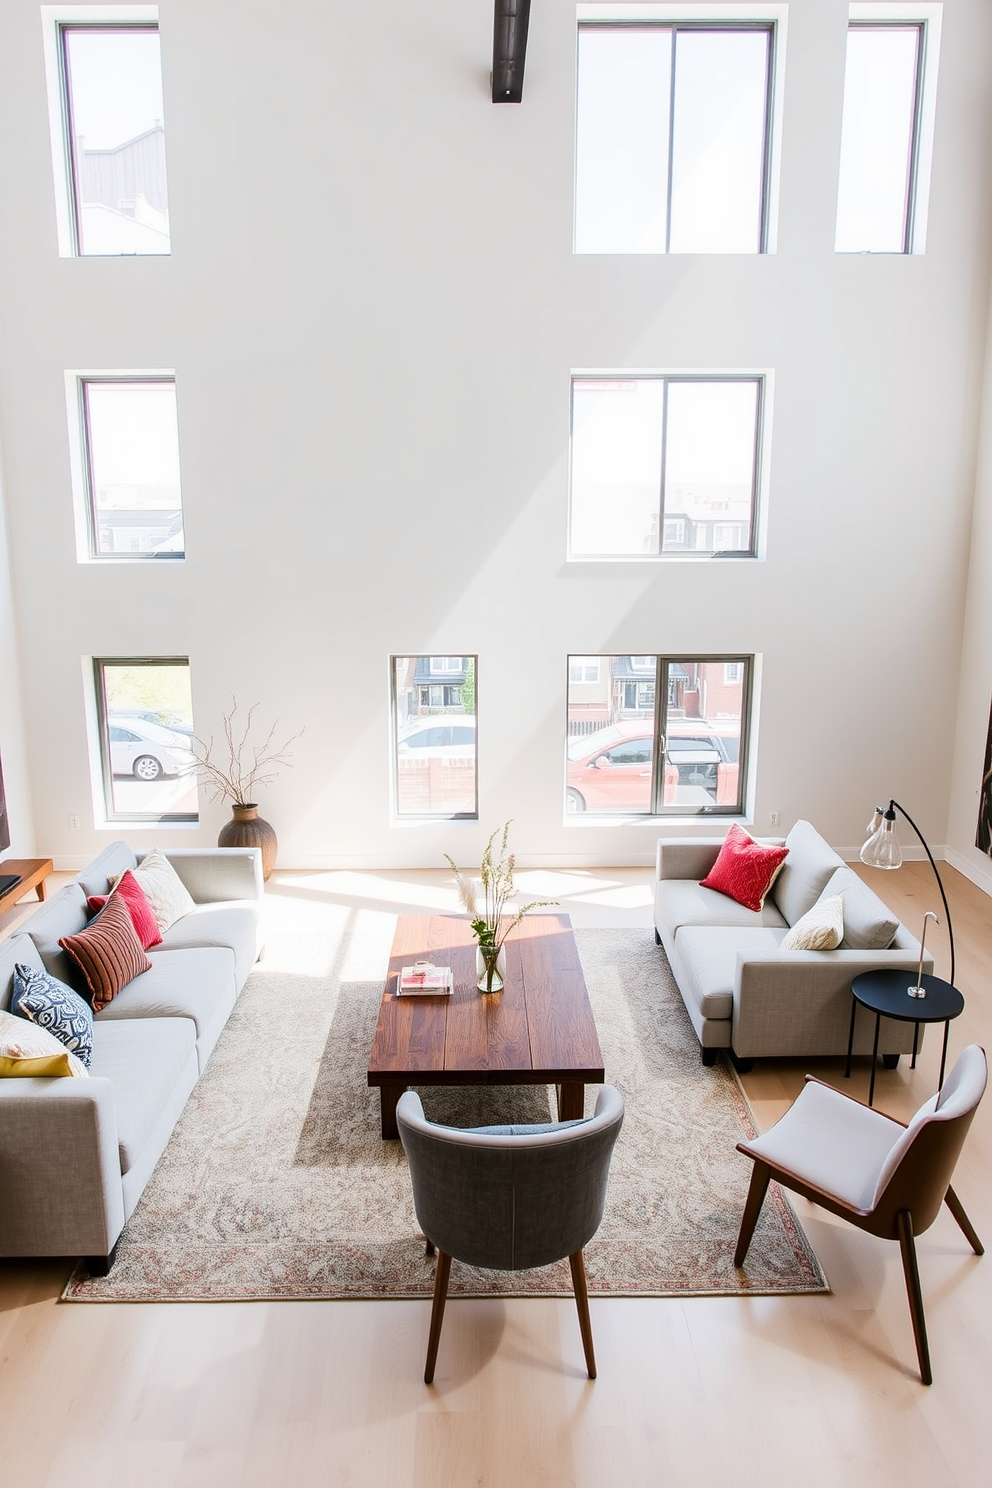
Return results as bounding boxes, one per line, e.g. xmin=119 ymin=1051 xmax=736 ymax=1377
xmin=63 ymin=917 xmax=826 ymax=1301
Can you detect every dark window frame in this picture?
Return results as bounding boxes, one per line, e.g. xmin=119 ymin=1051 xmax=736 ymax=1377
xmin=79 ymin=375 xmax=185 ymax=562
xmin=842 ymin=20 xmax=926 ymax=255
xmin=93 ymin=655 xmax=197 ymax=824
xmin=575 ymin=19 xmax=777 ymax=255
xmin=569 ymin=373 xmax=765 ymax=561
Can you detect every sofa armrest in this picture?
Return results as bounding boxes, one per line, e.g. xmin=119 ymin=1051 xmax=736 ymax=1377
xmin=146 ymin=848 xmax=264 ymax=904
xmin=0 ymin=1077 xmax=125 ymax=1258
xmin=656 ymin=838 xmax=724 ymax=882
xmin=736 ymin=946 xmax=935 ymax=999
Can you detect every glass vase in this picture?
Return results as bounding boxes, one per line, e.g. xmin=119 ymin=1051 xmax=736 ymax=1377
xmin=476 ymin=944 xmax=506 ymax=994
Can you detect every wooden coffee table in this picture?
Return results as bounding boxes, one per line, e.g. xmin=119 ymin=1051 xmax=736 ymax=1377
xmin=368 ymin=913 xmax=605 ymax=1139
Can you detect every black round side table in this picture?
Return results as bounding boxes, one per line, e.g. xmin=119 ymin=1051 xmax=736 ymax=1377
xmin=846 ymin=969 xmax=965 ymax=1107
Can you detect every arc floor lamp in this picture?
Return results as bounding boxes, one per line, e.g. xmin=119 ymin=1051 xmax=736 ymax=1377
xmin=860 ymin=800 xmax=956 ymax=986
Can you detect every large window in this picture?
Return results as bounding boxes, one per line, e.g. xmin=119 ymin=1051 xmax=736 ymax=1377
xmin=569 ymin=376 xmax=764 ymax=559
xmin=574 ymin=18 xmax=778 ymax=254
xmin=93 ymin=658 xmax=197 ymax=822
xmin=392 ymin=657 xmax=477 ymax=818
xmin=566 ymin=655 xmax=751 ymax=816
xmin=835 ymin=8 xmax=941 ymax=254
xmin=45 ymin=12 xmax=171 ymax=257
xmin=71 ymin=377 xmax=184 ymax=560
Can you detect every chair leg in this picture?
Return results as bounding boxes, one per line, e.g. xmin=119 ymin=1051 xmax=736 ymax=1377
xmin=734 ymin=1161 xmax=771 ymax=1268
xmin=424 ymin=1250 xmax=451 ymax=1384
xmin=896 ymin=1210 xmax=932 ymax=1386
xmin=944 ymin=1185 xmax=985 ymax=1255
xmin=568 ymin=1249 xmax=597 ymax=1379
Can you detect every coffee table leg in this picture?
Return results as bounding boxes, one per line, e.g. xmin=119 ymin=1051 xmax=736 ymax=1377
xmin=558 ymin=1082 xmax=585 ymax=1122
xmin=380 ymin=1084 xmax=403 ymax=1140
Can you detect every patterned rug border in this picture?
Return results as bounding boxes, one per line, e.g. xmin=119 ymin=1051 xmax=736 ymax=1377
xmin=60 ymin=926 xmax=829 ymax=1304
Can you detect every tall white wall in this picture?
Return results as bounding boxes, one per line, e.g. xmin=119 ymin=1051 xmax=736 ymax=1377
xmin=0 ymin=0 xmax=990 ymax=870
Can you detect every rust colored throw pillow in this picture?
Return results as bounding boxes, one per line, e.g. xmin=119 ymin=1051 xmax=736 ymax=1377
xmin=699 ymin=823 xmax=790 ymax=913
xmin=88 ymin=868 xmax=162 ymax=951
xmin=59 ymin=892 xmax=152 ymax=1013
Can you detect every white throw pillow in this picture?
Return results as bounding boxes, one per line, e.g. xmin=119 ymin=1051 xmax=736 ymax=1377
xmin=780 ymin=894 xmax=845 ymax=952
xmin=118 ymin=849 xmax=196 ymax=934
xmin=0 ymin=1008 xmax=89 ymax=1077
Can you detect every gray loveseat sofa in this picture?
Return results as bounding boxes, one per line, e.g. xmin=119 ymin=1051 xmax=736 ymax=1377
xmin=654 ymin=819 xmax=932 ymax=1069
xmin=0 ymin=842 xmax=263 ymax=1271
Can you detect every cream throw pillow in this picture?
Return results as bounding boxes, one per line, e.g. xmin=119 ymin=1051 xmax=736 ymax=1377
xmin=116 ymin=848 xmax=195 ymax=934
xmin=780 ymin=894 xmax=845 ymax=952
xmin=0 ymin=1008 xmax=89 ymax=1077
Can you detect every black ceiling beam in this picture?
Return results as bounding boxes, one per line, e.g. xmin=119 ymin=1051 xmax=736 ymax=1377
xmin=492 ymin=0 xmax=532 ymax=104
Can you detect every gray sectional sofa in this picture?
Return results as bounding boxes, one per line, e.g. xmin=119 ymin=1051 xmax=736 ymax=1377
xmin=0 ymin=842 xmax=263 ymax=1271
xmin=655 ymin=820 xmax=932 ymax=1069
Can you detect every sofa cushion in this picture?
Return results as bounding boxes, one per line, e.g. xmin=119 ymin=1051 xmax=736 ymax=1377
xmin=675 ymin=926 xmax=787 ymax=1021
xmin=0 ymin=1008 xmax=89 ymax=1078
xmin=780 ymin=895 xmax=845 ymax=952
xmin=59 ymin=893 xmax=153 ymax=1014
xmin=0 ymin=933 xmax=47 ymax=1013
xmin=821 ymin=865 xmax=900 ymax=951
xmin=94 ymin=946 xmax=238 ymax=1071
xmin=656 ymin=878 xmax=789 ymax=936
xmin=74 ymin=840 xmax=139 ymax=900
xmin=156 ymin=902 xmax=261 ymax=991
xmin=88 ymin=869 xmax=162 ymax=950
xmin=25 ymin=883 xmax=92 ymax=988
xmin=119 ymin=848 xmax=197 ymax=934
xmin=700 ymin=824 xmax=790 ymax=913
xmin=11 ymin=963 xmax=95 ymax=1068
xmin=90 ymin=1017 xmax=198 ymax=1176
xmin=771 ymin=821 xmax=844 ymax=926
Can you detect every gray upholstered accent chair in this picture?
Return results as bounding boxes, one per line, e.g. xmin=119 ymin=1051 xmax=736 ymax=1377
xmin=734 ymin=1045 xmax=987 ymax=1385
xmin=397 ymin=1084 xmax=624 ymax=1384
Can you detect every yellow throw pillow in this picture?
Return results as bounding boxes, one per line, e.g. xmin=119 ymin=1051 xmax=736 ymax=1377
xmin=780 ymin=894 xmax=845 ymax=952
xmin=0 ymin=1008 xmax=89 ymax=1078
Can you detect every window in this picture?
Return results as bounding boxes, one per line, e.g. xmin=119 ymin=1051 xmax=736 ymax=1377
xmin=44 ymin=10 xmax=170 ymax=257
xmin=566 ymin=655 xmax=751 ymax=816
xmin=393 ymin=656 xmax=477 ymax=818
xmin=574 ymin=16 xmax=779 ymax=254
xmin=835 ymin=8 xmax=941 ymax=254
xmin=69 ymin=376 xmax=184 ymax=560
xmin=569 ymin=657 xmax=601 ymax=683
xmin=92 ymin=658 xmax=197 ymax=822
xmin=569 ymin=376 xmax=764 ymax=559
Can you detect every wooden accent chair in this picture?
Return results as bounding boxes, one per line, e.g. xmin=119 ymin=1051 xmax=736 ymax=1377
xmin=396 ymin=1084 xmax=624 ymax=1384
xmin=734 ymin=1044 xmax=987 ymax=1384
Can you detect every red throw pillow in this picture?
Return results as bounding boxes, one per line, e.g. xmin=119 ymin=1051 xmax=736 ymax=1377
xmin=60 ymin=892 xmax=152 ymax=1013
xmin=699 ymin=823 xmax=789 ymax=913
xmin=88 ymin=869 xmax=162 ymax=950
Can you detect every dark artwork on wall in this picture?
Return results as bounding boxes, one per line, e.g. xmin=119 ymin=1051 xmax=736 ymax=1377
xmin=977 ymin=697 xmax=992 ymax=857
xmin=0 ymin=751 xmax=9 ymax=853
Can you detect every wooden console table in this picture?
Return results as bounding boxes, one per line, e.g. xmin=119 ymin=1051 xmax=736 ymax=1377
xmin=0 ymin=858 xmax=54 ymax=918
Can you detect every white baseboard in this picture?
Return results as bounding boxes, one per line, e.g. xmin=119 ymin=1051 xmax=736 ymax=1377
xmin=945 ymin=846 xmax=992 ymax=898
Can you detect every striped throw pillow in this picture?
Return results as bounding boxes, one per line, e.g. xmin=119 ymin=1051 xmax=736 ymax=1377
xmin=59 ymin=891 xmax=152 ymax=1013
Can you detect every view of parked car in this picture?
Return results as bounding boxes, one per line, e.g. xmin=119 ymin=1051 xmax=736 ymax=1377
xmin=396 ymin=717 xmax=476 ymax=757
xmin=107 ymin=718 xmax=195 ymax=780
xmin=565 ymin=719 xmax=740 ymax=813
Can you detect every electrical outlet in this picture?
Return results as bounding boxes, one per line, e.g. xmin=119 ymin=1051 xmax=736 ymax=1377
xmin=769 ymin=810 xmax=780 ymax=827
xmin=69 ymin=814 xmax=81 ymax=829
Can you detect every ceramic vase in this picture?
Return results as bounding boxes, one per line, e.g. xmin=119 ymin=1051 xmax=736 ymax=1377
xmin=218 ymin=803 xmax=277 ymax=881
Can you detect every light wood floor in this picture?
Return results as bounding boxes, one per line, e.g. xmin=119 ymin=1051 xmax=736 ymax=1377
xmin=1 ymin=859 xmax=990 ymax=1488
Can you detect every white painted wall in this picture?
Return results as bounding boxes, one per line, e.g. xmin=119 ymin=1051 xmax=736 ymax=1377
xmin=0 ymin=0 xmax=990 ymax=870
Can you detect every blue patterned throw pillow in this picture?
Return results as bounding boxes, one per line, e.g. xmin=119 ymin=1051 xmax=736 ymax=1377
xmin=11 ymin=963 xmax=94 ymax=1069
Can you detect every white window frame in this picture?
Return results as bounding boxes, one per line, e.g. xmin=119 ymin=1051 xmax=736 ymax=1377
xmin=574 ymin=4 xmax=788 ymax=255
xmin=567 ymin=368 xmax=773 ymax=562
xmin=836 ymin=4 xmax=942 ymax=255
xmin=429 ymin=656 xmax=462 ymax=675
xmin=64 ymin=368 xmax=182 ymax=563
xmin=42 ymin=5 xmax=166 ymax=259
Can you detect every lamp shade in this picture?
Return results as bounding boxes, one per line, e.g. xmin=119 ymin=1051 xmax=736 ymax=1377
xmin=860 ymin=809 xmax=902 ymax=869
